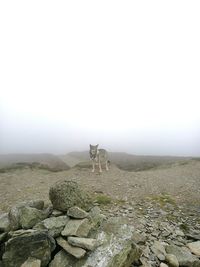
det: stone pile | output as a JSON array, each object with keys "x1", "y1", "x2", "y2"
[
  {"x1": 103, "y1": 199, "x2": 200, "y2": 267},
  {"x1": 0, "y1": 180, "x2": 141, "y2": 267}
]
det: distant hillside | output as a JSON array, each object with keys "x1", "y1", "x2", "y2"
[
  {"x1": 65, "y1": 151, "x2": 191, "y2": 171},
  {"x1": 0, "y1": 154, "x2": 70, "y2": 172}
]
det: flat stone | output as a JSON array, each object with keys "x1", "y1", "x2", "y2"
[
  {"x1": 34, "y1": 215, "x2": 69, "y2": 237},
  {"x1": 187, "y1": 241, "x2": 200, "y2": 256},
  {"x1": 165, "y1": 253, "x2": 179, "y2": 267},
  {"x1": 61, "y1": 218, "x2": 91, "y2": 237},
  {"x1": 21, "y1": 257, "x2": 41, "y2": 267},
  {"x1": 56, "y1": 237, "x2": 86, "y2": 259},
  {"x1": 67, "y1": 206, "x2": 89, "y2": 219},
  {"x1": 68, "y1": 237, "x2": 97, "y2": 251},
  {"x1": 51, "y1": 210, "x2": 63, "y2": 217},
  {"x1": 49, "y1": 250, "x2": 78, "y2": 267}
]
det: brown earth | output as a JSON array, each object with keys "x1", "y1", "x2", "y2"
[{"x1": 0, "y1": 159, "x2": 200, "y2": 214}]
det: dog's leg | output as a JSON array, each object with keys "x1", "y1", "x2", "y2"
[
  {"x1": 92, "y1": 160, "x2": 95, "y2": 173},
  {"x1": 105, "y1": 160, "x2": 109, "y2": 171},
  {"x1": 98, "y1": 158, "x2": 102, "y2": 173}
]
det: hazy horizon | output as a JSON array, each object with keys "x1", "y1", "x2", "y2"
[{"x1": 1, "y1": 1, "x2": 199, "y2": 157}]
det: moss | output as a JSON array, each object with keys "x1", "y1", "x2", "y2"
[
  {"x1": 94, "y1": 194, "x2": 112, "y2": 205},
  {"x1": 150, "y1": 193, "x2": 176, "y2": 207}
]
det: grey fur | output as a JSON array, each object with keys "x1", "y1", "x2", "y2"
[{"x1": 89, "y1": 144, "x2": 109, "y2": 173}]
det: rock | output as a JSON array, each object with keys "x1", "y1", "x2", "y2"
[
  {"x1": 21, "y1": 257, "x2": 41, "y2": 267},
  {"x1": 187, "y1": 241, "x2": 200, "y2": 256},
  {"x1": 151, "y1": 241, "x2": 166, "y2": 261},
  {"x1": 68, "y1": 237, "x2": 97, "y2": 251},
  {"x1": 49, "y1": 180, "x2": 92, "y2": 212},
  {"x1": 174, "y1": 230, "x2": 185, "y2": 237},
  {"x1": 160, "y1": 263, "x2": 169, "y2": 267},
  {"x1": 56, "y1": 237, "x2": 86, "y2": 259},
  {"x1": 8, "y1": 200, "x2": 44, "y2": 230},
  {"x1": 166, "y1": 245, "x2": 200, "y2": 267},
  {"x1": 19, "y1": 206, "x2": 49, "y2": 229},
  {"x1": 34, "y1": 215, "x2": 69, "y2": 237},
  {"x1": 51, "y1": 210, "x2": 63, "y2": 217},
  {"x1": 140, "y1": 257, "x2": 153, "y2": 267},
  {"x1": 165, "y1": 253, "x2": 179, "y2": 267},
  {"x1": 88, "y1": 206, "x2": 106, "y2": 231},
  {"x1": 81, "y1": 217, "x2": 141, "y2": 267},
  {"x1": 132, "y1": 231, "x2": 147, "y2": 245},
  {"x1": 49, "y1": 250, "x2": 78, "y2": 267},
  {"x1": 0, "y1": 232, "x2": 7, "y2": 243},
  {"x1": 67, "y1": 206, "x2": 89, "y2": 219},
  {"x1": 2, "y1": 229, "x2": 55, "y2": 267},
  {"x1": 61, "y1": 218, "x2": 92, "y2": 237},
  {"x1": 0, "y1": 213, "x2": 10, "y2": 232},
  {"x1": 186, "y1": 232, "x2": 200, "y2": 241}
]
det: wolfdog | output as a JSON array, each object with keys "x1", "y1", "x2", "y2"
[{"x1": 89, "y1": 144, "x2": 109, "y2": 173}]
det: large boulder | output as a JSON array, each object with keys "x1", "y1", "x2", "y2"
[
  {"x1": 2, "y1": 229, "x2": 55, "y2": 267},
  {"x1": 49, "y1": 180, "x2": 92, "y2": 212}
]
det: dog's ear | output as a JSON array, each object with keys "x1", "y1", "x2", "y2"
[
  {"x1": 96, "y1": 144, "x2": 99, "y2": 148},
  {"x1": 90, "y1": 144, "x2": 92, "y2": 147}
]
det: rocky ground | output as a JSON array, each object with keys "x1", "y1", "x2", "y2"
[{"x1": 0, "y1": 159, "x2": 200, "y2": 266}]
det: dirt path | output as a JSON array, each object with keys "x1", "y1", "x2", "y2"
[{"x1": 0, "y1": 160, "x2": 200, "y2": 213}]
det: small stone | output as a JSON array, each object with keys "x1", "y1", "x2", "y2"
[
  {"x1": 67, "y1": 206, "x2": 89, "y2": 219},
  {"x1": 68, "y1": 237, "x2": 97, "y2": 251},
  {"x1": 151, "y1": 241, "x2": 166, "y2": 261},
  {"x1": 0, "y1": 213, "x2": 10, "y2": 232},
  {"x1": 61, "y1": 218, "x2": 91, "y2": 237},
  {"x1": 132, "y1": 231, "x2": 147, "y2": 245},
  {"x1": 165, "y1": 253, "x2": 179, "y2": 267},
  {"x1": 166, "y1": 245, "x2": 200, "y2": 266},
  {"x1": 51, "y1": 210, "x2": 63, "y2": 217},
  {"x1": 56, "y1": 237, "x2": 86, "y2": 259},
  {"x1": 160, "y1": 263, "x2": 168, "y2": 267},
  {"x1": 187, "y1": 241, "x2": 200, "y2": 256},
  {"x1": 174, "y1": 230, "x2": 185, "y2": 237}
]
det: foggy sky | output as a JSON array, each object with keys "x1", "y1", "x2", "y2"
[{"x1": 0, "y1": 1, "x2": 200, "y2": 156}]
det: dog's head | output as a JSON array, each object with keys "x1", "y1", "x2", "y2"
[{"x1": 89, "y1": 144, "x2": 99, "y2": 160}]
